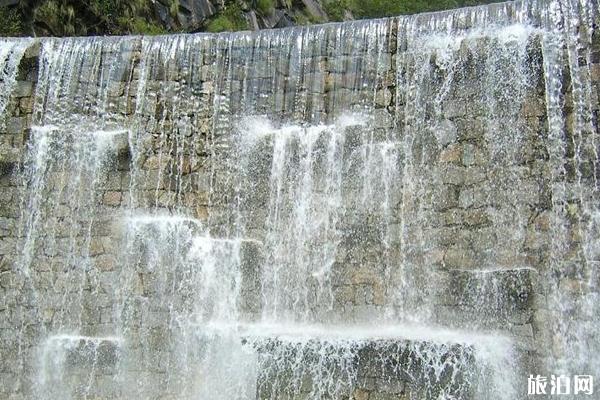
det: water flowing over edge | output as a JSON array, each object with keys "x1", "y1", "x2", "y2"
[{"x1": 0, "y1": 0, "x2": 599, "y2": 398}]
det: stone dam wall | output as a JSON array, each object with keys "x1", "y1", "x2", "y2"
[{"x1": 0, "y1": 0, "x2": 599, "y2": 399}]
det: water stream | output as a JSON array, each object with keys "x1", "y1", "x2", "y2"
[{"x1": 1, "y1": 0, "x2": 599, "y2": 398}]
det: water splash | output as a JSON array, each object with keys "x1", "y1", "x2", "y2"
[
  {"x1": 0, "y1": 38, "x2": 32, "y2": 122},
  {"x1": 36, "y1": 335, "x2": 122, "y2": 400},
  {"x1": 4, "y1": 0, "x2": 600, "y2": 398}
]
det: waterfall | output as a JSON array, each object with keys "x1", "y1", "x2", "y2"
[
  {"x1": 1, "y1": 0, "x2": 599, "y2": 399},
  {"x1": 0, "y1": 38, "x2": 32, "y2": 124}
]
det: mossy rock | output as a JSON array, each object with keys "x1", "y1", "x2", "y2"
[
  {"x1": 206, "y1": 4, "x2": 248, "y2": 32},
  {"x1": 256, "y1": 0, "x2": 275, "y2": 16},
  {"x1": 0, "y1": 6, "x2": 23, "y2": 36}
]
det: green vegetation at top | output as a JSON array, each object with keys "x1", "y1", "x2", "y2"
[
  {"x1": 1, "y1": 0, "x2": 170, "y2": 36},
  {"x1": 0, "y1": 6, "x2": 24, "y2": 36},
  {"x1": 0, "y1": 0, "x2": 503, "y2": 37},
  {"x1": 324, "y1": 0, "x2": 502, "y2": 20},
  {"x1": 256, "y1": 0, "x2": 276, "y2": 16},
  {"x1": 206, "y1": 4, "x2": 249, "y2": 33}
]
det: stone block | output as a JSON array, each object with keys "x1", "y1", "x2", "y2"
[
  {"x1": 443, "y1": 100, "x2": 467, "y2": 118},
  {"x1": 371, "y1": 109, "x2": 394, "y2": 129},
  {"x1": 5, "y1": 117, "x2": 26, "y2": 135},
  {"x1": 19, "y1": 97, "x2": 33, "y2": 114},
  {"x1": 443, "y1": 246, "x2": 477, "y2": 269},
  {"x1": 439, "y1": 144, "x2": 462, "y2": 163},
  {"x1": 459, "y1": 187, "x2": 474, "y2": 208},
  {"x1": 439, "y1": 165, "x2": 465, "y2": 185},
  {"x1": 12, "y1": 81, "x2": 33, "y2": 98},
  {"x1": 353, "y1": 388, "x2": 370, "y2": 400},
  {"x1": 375, "y1": 88, "x2": 393, "y2": 107},
  {"x1": 102, "y1": 191, "x2": 122, "y2": 207},
  {"x1": 443, "y1": 267, "x2": 536, "y2": 311},
  {"x1": 94, "y1": 255, "x2": 116, "y2": 272},
  {"x1": 432, "y1": 185, "x2": 459, "y2": 211},
  {"x1": 521, "y1": 96, "x2": 546, "y2": 117},
  {"x1": 239, "y1": 239, "x2": 264, "y2": 320}
]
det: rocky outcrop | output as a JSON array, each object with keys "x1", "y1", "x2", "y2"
[
  {"x1": 0, "y1": 0, "x2": 500, "y2": 36},
  {"x1": 154, "y1": 0, "x2": 216, "y2": 31}
]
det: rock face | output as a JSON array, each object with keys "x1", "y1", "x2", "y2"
[
  {"x1": 0, "y1": 0, "x2": 599, "y2": 399},
  {"x1": 1, "y1": 0, "x2": 504, "y2": 36},
  {"x1": 155, "y1": 0, "x2": 217, "y2": 31},
  {"x1": 2, "y1": 0, "x2": 329, "y2": 35},
  {"x1": 161, "y1": 0, "x2": 329, "y2": 31},
  {"x1": 301, "y1": 0, "x2": 329, "y2": 21}
]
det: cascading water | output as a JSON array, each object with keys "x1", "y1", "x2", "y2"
[
  {"x1": 1, "y1": 0, "x2": 599, "y2": 399},
  {"x1": 36, "y1": 335, "x2": 122, "y2": 400},
  {"x1": 0, "y1": 38, "x2": 32, "y2": 125}
]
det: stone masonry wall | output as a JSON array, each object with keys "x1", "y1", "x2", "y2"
[{"x1": 0, "y1": 11, "x2": 599, "y2": 399}]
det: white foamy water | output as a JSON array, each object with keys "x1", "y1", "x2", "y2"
[
  {"x1": 3, "y1": 0, "x2": 600, "y2": 399},
  {"x1": 0, "y1": 38, "x2": 31, "y2": 121}
]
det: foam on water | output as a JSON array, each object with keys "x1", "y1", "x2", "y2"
[
  {"x1": 124, "y1": 214, "x2": 205, "y2": 228},
  {"x1": 37, "y1": 335, "x2": 123, "y2": 400},
  {"x1": 44, "y1": 334, "x2": 124, "y2": 344},
  {"x1": 202, "y1": 320, "x2": 511, "y2": 346}
]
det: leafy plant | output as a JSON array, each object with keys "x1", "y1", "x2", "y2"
[
  {"x1": 33, "y1": 1, "x2": 80, "y2": 36},
  {"x1": 322, "y1": 0, "x2": 351, "y2": 21},
  {"x1": 0, "y1": 0, "x2": 506, "y2": 37},
  {"x1": 256, "y1": 0, "x2": 275, "y2": 16},
  {"x1": 206, "y1": 4, "x2": 247, "y2": 33},
  {"x1": 122, "y1": 17, "x2": 167, "y2": 35},
  {"x1": 22, "y1": 0, "x2": 174, "y2": 36},
  {"x1": 0, "y1": 6, "x2": 24, "y2": 36},
  {"x1": 294, "y1": 12, "x2": 311, "y2": 26}
]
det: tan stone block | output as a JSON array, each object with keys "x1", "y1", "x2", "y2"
[
  {"x1": 102, "y1": 191, "x2": 122, "y2": 207},
  {"x1": 353, "y1": 388, "x2": 370, "y2": 400},
  {"x1": 195, "y1": 205, "x2": 209, "y2": 220},
  {"x1": 143, "y1": 155, "x2": 169, "y2": 170},
  {"x1": 375, "y1": 88, "x2": 392, "y2": 107},
  {"x1": 439, "y1": 144, "x2": 463, "y2": 164},
  {"x1": 19, "y1": 97, "x2": 34, "y2": 113},
  {"x1": 89, "y1": 238, "x2": 106, "y2": 256},
  {"x1": 443, "y1": 246, "x2": 477, "y2": 269},
  {"x1": 95, "y1": 255, "x2": 116, "y2": 272},
  {"x1": 591, "y1": 63, "x2": 600, "y2": 82}
]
